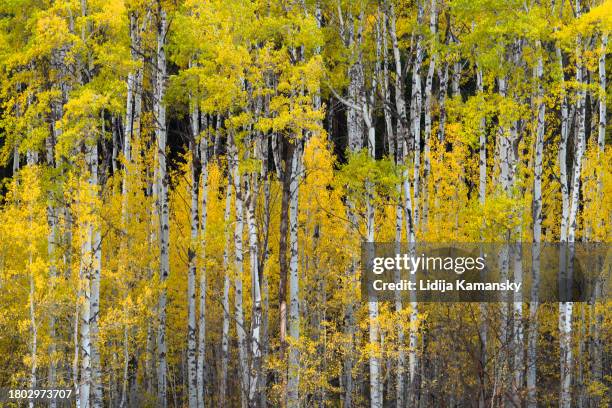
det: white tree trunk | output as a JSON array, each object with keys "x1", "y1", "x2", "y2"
[
  {"x1": 381, "y1": 14, "x2": 394, "y2": 158},
  {"x1": 91, "y1": 217, "x2": 102, "y2": 408},
  {"x1": 218, "y1": 175, "x2": 233, "y2": 408},
  {"x1": 512, "y1": 243, "x2": 523, "y2": 406},
  {"x1": 47, "y1": 102, "x2": 60, "y2": 408},
  {"x1": 27, "y1": 152, "x2": 37, "y2": 408},
  {"x1": 155, "y1": 6, "x2": 170, "y2": 407},
  {"x1": 363, "y1": 67, "x2": 382, "y2": 405},
  {"x1": 385, "y1": 8, "x2": 405, "y2": 405},
  {"x1": 403, "y1": 142, "x2": 417, "y2": 404},
  {"x1": 527, "y1": 43, "x2": 545, "y2": 408},
  {"x1": 598, "y1": 33, "x2": 607, "y2": 151},
  {"x1": 408, "y1": 5, "x2": 424, "y2": 400},
  {"x1": 367, "y1": 189, "x2": 382, "y2": 408},
  {"x1": 410, "y1": 0, "x2": 423, "y2": 228},
  {"x1": 230, "y1": 135, "x2": 249, "y2": 408},
  {"x1": 560, "y1": 37, "x2": 586, "y2": 408},
  {"x1": 590, "y1": 32, "x2": 607, "y2": 408},
  {"x1": 346, "y1": 14, "x2": 365, "y2": 153},
  {"x1": 509, "y1": 41, "x2": 524, "y2": 403},
  {"x1": 123, "y1": 12, "x2": 136, "y2": 164},
  {"x1": 73, "y1": 300, "x2": 81, "y2": 408},
  {"x1": 287, "y1": 141, "x2": 302, "y2": 408},
  {"x1": 13, "y1": 144, "x2": 20, "y2": 174},
  {"x1": 451, "y1": 60, "x2": 461, "y2": 99},
  {"x1": 187, "y1": 103, "x2": 200, "y2": 408},
  {"x1": 388, "y1": 2, "x2": 409, "y2": 150},
  {"x1": 246, "y1": 172, "x2": 262, "y2": 406},
  {"x1": 79, "y1": 146, "x2": 93, "y2": 408},
  {"x1": 388, "y1": 8, "x2": 412, "y2": 404},
  {"x1": 422, "y1": 0, "x2": 437, "y2": 232},
  {"x1": 197, "y1": 117, "x2": 209, "y2": 408},
  {"x1": 557, "y1": 43, "x2": 570, "y2": 246},
  {"x1": 476, "y1": 65, "x2": 487, "y2": 408},
  {"x1": 496, "y1": 76, "x2": 512, "y2": 403}
]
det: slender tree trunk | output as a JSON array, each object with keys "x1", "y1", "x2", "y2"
[
  {"x1": 279, "y1": 137, "x2": 294, "y2": 407},
  {"x1": 422, "y1": 0, "x2": 437, "y2": 232},
  {"x1": 218, "y1": 176, "x2": 233, "y2": 408},
  {"x1": 384, "y1": 8, "x2": 404, "y2": 406},
  {"x1": 410, "y1": 0, "x2": 423, "y2": 229},
  {"x1": 526, "y1": 42, "x2": 545, "y2": 408},
  {"x1": 561, "y1": 32, "x2": 586, "y2": 408},
  {"x1": 343, "y1": 223, "x2": 356, "y2": 407},
  {"x1": 279, "y1": 137, "x2": 294, "y2": 343},
  {"x1": 512, "y1": 242, "x2": 523, "y2": 406},
  {"x1": 27, "y1": 153, "x2": 37, "y2": 408},
  {"x1": 589, "y1": 32, "x2": 607, "y2": 408},
  {"x1": 79, "y1": 146, "x2": 93, "y2": 408},
  {"x1": 90, "y1": 159, "x2": 102, "y2": 408},
  {"x1": 393, "y1": 185, "x2": 405, "y2": 408},
  {"x1": 598, "y1": 33, "x2": 607, "y2": 151},
  {"x1": 407, "y1": 5, "x2": 423, "y2": 404},
  {"x1": 230, "y1": 133, "x2": 249, "y2": 408},
  {"x1": 496, "y1": 75, "x2": 512, "y2": 405},
  {"x1": 197, "y1": 117, "x2": 209, "y2": 408},
  {"x1": 557, "y1": 42, "x2": 570, "y2": 250},
  {"x1": 437, "y1": 63, "x2": 449, "y2": 142},
  {"x1": 366, "y1": 149, "x2": 382, "y2": 408},
  {"x1": 451, "y1": 60, "x2": 461, "y2": 99},
  {"x1": 366, "y1": 25, "x2": 383, "y2": 408},
  {"x1": 509, "y1": 41, "x2": 524, "y2": 408},
  {"x1": 117, "y1": 14, "x2": 140, "y2": 408},
  {"x1": 73, "y1": 298, "x2": 81, "y2": 408},
  {"x1": 13, "y1": 144, "x2": 20, "y2": 174},
  {"x1": 47, "y1": 97, "x2": 60, "y2": 408},
  {"x1": 347, "y1": 18, "x2": 365, "y2": 153},
  {"x1": 388, "y1": 1, "x2": 409, "y2": 151},
  {"x1": 124, "y1": 12, "x2": 136, "y2": 164},
  {"x1": 187, "y1": 102, "x2": 201, "y2": 408},
  {"x1": 387, "y1": 8, "x2": 411, "y2": 405},
  {"x1": 120, "y1": 325, "x2": 129, "y2": 408},
  {"x1": 246, "y1": 171, "x2": 262, "y2": 407},
  {"x1": 287, "y1": 141, "x2": 302, "y2": 408},
  {"x1": 155, "y1": 5, "x2": 170, "y2": 407},
  {"x1": 381, "y1": 14, "x2": 394, "y2": 158},
  {"x1": 146, "y1": 181, "x2": 156, "y2": 395},
  {"x1": 476, "y1": 64, "x2": 488, "y2": 408},
  {"x1": 259, "y1": 127, "x2": 271, "y2": 408},
  {"x1": 75, "y1": 1, "x2": 100, "y2": 406}
]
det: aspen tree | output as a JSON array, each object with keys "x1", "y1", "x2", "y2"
[{"x1": 154, "y1": 3, "x2": 170, "y2": 406}]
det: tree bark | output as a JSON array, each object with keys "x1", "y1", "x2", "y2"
[
  {"x1": 526, "y1": 41, "x2": 545, "y2": 408},
  {"x1": 598, "y1": 32, "x2": 607, "y2": 150},
  {"x1": 197, "y1": 115, "x2": 209, "y2": 408},
  {"x1": 410, "y1": 0, "x2": 423, "y2": 229},
  {"x1": 437, "y1": 63, "x2": 449, "y2": 142},
  {"x1": 187, "y1": 102, "x2": 201, "y2": 408},
  {"x1": 561, "y1": 33, "x2": 586, "y2": 408},
  {"x1": 47, "y1": 86, "x2": 61, "y2": 408},
  {"x1": 287, "y1": 140, "x2": 302, "y2": 408},
  {"x1": 155, "y1": 5, "x2": 170, "y2": 407},
  {"x1": 230, "y1": 133, "x2": 249, "y2": 408},
  {"x1": 246, "y1": 168, "x2": 262, "y2": 407},
  {"x1": 422, "y1": 0, "x2": 437, "y2": 233},
  {"x1": 218, "y1": 175, "x2": 233, "y2": 408},
  {"x1": 476, "y1": 64, "x2": 488, "y2": 408},
  {"x1": 279, "y1": 137, "x2": 294, "y2": 396}
]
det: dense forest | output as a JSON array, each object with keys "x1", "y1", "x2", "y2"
[{"x1": 0, "y1": 0, "x2": 610, "y2": 407}]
